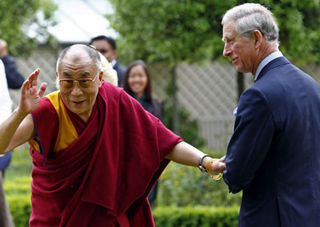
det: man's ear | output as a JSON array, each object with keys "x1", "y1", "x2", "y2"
[
  {"x1": 98, "y1": 71, "x2": 103, "y2": 87},
  {"x1": 113, "y1": 49, "x2": 117, "y2": 59},
  {"x1": 252, "y1": 30, "x2": 264, "y2": 49}
]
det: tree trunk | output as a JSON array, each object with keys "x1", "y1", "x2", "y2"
[{"x1": 171, "y1": 66, "x2": 179, "y2": 134}]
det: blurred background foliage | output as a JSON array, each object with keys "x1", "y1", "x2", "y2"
[
  {"x1": 108, "y1": 0, "x2": 320, "y2": 136},
  {"x1": 0, "y1": 0, "x2": 57, "y2": 56},
  {"x1": 4, "y1": 145, "x2": 32, "y2": 227},
  {"x1": 157, "y1": 147, "x2": 241, "y2": 207},
  {"x1": 108, "y1": 0, "x2": 320, "y2": 67},
  {"x1": 108, "y1": 0, "x2": 235, "y2": 66}
]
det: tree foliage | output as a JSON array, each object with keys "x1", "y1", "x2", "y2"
[
  {"x1": 108, "y1": 0, "x2": 320, "y2": 67},
  {"x1": 107, "y1": 0, "x2": 320, "y2": 145},
  {"x1": 108, "y1": 0, "x2": 236, "y2": 65},
  {"x1": 270, "y1": 0, "x2": 320, "y2": 65},
  {"x1": 0, "y1": 0, "x2": 57, "y2": 56}
]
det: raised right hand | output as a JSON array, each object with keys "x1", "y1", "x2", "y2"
[{"x1": 17, "y1": 68, "x2": 47, "y2": 116}]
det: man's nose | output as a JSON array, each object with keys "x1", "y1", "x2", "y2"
[
  {"x1": 71, "y1": 81, "x2": 83, "y2": 95},
  {"x1": 223, "y1": 43, "x2": 231, "y2": 57}
]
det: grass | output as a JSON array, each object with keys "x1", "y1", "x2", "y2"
[
  {"x1": 5, "y1": 144, "x2": 32, "y2": 178},
  {"x1": 3, "y1": 143, "x2": 32, "y2": 201},
  {"x1": 2, "y1": 144, "x2": 32, "y2": 227}
]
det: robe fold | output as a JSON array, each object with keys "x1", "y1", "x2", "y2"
[{"x1": 29, "y1": 82, "x2": 182, "y2": 227}]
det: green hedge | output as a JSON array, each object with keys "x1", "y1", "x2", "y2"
[
  {"x1": 6, "y1": 200, "x2": 239, "y2": 227},
  {"x1": 7, "y1": 201, "x2": 239, "y2": 227},
  {"x1": 157, "y1": 161, "x2": 242, "y2": 207},
  {"x1": 5, "y1": 176, "x2": 31, "y2": 227},
  {"x1": 7, "y1": 194, "x2": 31, "y2": 227},
  {"x1": 6, "y1": 194, "x2": 240, "y2": 227},
  {"x1": 154, "y1": 206, "x2": 239, "y2": 227},
  {"x1": 6, "y1": 190, "x2": 239, "y2": 227}
]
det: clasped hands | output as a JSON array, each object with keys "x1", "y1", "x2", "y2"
[{"x1": 203, "y1": 156, "x2": 226, "y2": 180}]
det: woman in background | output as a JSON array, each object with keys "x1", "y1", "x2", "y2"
[{"x1": 123, "y1": 60, "x2": 163, "y2": 207}]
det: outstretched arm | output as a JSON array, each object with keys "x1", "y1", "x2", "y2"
[
  {"x1": 0, "y1": 69, "x2": 47, "y2": 154},
  {"x1": 166, "y1": 141, "x2": 226, "y2": 173}
]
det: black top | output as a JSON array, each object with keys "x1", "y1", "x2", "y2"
[
  {"x1": 133, "y1": 94, "x2": 164, "y2": 121},
  {"x1": 1, "y1": 55, "x2": 25, "y2": 89}
]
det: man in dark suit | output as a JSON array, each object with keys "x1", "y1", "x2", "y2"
[
  {"x1": 0, "y1": 39, "x2": 25, "y2": 178},
  {"x1": 0, "y1": 39, "x2": 25, "y2": 89},
  {"x1": 89, "y1": 35, "x2": 126, "y2": 86},
  {"x1": 222, "y1": 3, "x2": 320, "y2": 227}
]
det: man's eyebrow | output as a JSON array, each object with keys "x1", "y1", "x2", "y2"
[
  {"x1": 63, "y1": 72, "x2": 71, "y2": 77},
  {"x1": 80, "y1": 72, "x2": 90, "y2": 77},
  {"x1": 62, "y1": 72, "x2": 91, "y2": 77}
]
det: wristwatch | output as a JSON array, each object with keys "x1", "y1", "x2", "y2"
[{"x1": 198, "y1": 154, "x2": 211, "y2": 173}]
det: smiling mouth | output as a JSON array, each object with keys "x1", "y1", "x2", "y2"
[
  {"x1": 72, "y1": 101, "x2": 85, "y2": 105},
  {"x1": 132, "y1": 84, "x2": 143, "y2": 89}
]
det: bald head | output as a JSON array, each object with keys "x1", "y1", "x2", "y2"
[
  {"x1": 56, "y1": 44, "x2": 101, "y2": 75},
  {"x1": 0, "y1": 39, "x2": 7, "y2": 47}
]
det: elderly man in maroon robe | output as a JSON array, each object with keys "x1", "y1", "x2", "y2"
[{"x1": 0, "y1": 44, "x2": 225, "y2": 227}]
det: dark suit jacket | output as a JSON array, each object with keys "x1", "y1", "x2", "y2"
[
  {"x1": 224, "y1": 57, "x2": 320, "y2": 227},
  {"x1": 1, "y1": 55, "x2": 24, "y2": 89},
  {"x1": 113, "y1": 61, "x2": 126, "y2": 86}
]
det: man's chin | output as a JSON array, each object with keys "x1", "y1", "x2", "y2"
[
  {"x1": 235, "y1": 66, "x2": 249, "y2": 74},
  {"x1": 67, "y1": 104, "x2": 83, "y2": 115}
]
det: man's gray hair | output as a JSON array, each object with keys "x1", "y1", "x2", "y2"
[
  {"x1": 55, "y1": 44, "x2": 101, "y2": 89},
  {"x1": 222, "y1": 3, "x2": 279, "y2": 47}
]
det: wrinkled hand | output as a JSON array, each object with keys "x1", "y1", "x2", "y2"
[{"x1": 17, "y1": 69, "x2": 47, "y2": 116}]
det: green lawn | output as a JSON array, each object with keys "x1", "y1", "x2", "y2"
[
  {"x1": 4, "y1": 143, "x2": 32, "y2": 193},
  {"x1": 4, "y1": 144, "x2": 32, "y2": 179},
  {"x1": 3, "y1": 144, "x2": 32, "y2": 227}
]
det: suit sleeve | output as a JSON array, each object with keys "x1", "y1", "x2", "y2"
[
  {"x1": 1, "y1": 55, "x2": 25, "y2": 89},
  {"x1": 223, "y1": 88, "x2": 275, "y2": 193}
]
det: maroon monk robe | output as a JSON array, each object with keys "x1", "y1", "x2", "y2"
[{"x1": 29, "y1": 82, "x2": 182, "y2": 227}]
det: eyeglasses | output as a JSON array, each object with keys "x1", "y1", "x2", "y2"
[{"x1": 59, "y1": 76, "x2": 98, "y2": 89}]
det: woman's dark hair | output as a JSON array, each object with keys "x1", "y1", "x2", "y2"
[{"x1": 122, "y1": 60, "x2": 152, "y2": 101}]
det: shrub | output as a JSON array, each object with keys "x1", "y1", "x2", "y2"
[
  {"x1": 153, "y1": 206, "x2": 239, "y2": 227},
  {"x1": 7, "y1": 194, "x2": 31, "y2": 227},
  {"x1": 5, "y1": 176, "x2": 31, "y2": 195},
  {"x1": 156, "y1": 150, "x2": 242, "y2": 207},
  {"x1": 5, "y1": 176, "x2": 32, "y2": 227},
  {"x1": 163, "y1": 102, "x2": 205, "y2": 147},
  {"x1": 4, "y1": 172, "x2": 241, "y2": 227}
]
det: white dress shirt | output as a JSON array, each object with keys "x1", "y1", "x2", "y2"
[
  {"x1": 254, "y1": 51, "x2": 283, "y2": 80},
  {"x1": 0, "y1": 59, "x2": 12, "y2": 124}
]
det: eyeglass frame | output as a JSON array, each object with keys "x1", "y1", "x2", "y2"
[{"x1": 58, "y1": 74, "x2": 100, "y2": 89}]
